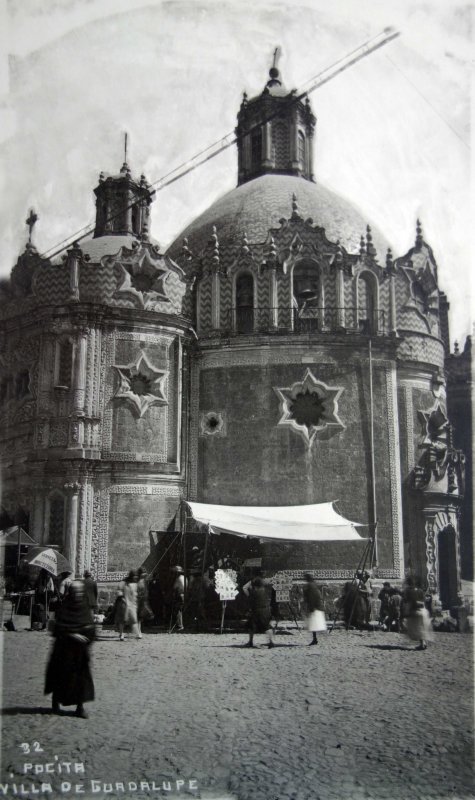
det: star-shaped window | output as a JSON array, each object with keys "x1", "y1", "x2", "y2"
[
  {"x1": 274, "y1": 369, "x2": 345, "y2": 447},
  {"x1": 112, "y1": 352, "x2": 168, "y2": 418},
  {"x1": 114, "y1": 251, "x2": 170, "y2": 309}
]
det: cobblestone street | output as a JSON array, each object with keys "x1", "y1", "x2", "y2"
[{"x1": 1, "y1": 623, "x2": 473, "y2": 800}]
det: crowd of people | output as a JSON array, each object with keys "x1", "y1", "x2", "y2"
[
  {"x1": 337, "y1": 572, "x2": 433, "y2": 649},
  {"x1": 22, "y1": 562, "x2": 442, "y2": 720}
]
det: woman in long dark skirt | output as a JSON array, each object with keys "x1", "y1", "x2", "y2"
[{"x1": 45, "y1": 579, "x2": 95, "y2": 718}]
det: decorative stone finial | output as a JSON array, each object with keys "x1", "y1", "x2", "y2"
[
  {"x1": 240, "y1": 230, "x2": 250, "y2": 255},
  {"x1": 335, "y1": 240, "x2": 343, "y2": 265},
  {"x1": 291, "y1": 193, "x2": 299, "y2": 217},
  {"x1": 359, "y1": 235, "x2": 366, "y2": 256},
  {"x1": 268, "y1": 46, "x2": 282, "y2": 86},
  {"x1": 415, "y1": 218, "x2": 423, "y2": 249},
  {"x1": 241, "y1": 91, "x2": 248, "y2": 110},
  {"x1": 209, "y1": 226, "x2": 220, "y2": 266},
  {"x1": 98, "y1": 171, "x2": 105, "y2": 183},
  {"x1": 386, "y1": 247, "x2": 393, "y2": 270},
  {"x1": 265, "y1": 234, "x2": 277, "y2": 265},
  {"x1": 141, "y1": 218, "x2": 149, "y2": 242},
  {"x1": 454, "y1": 340, "x2": 459, "y2": 354},
  {"x1": 366, "y1": 225, "x2": 376, "y2": 257},
  {"x1": 182, "y1": 237, "x2": 192, "y2": 260}
]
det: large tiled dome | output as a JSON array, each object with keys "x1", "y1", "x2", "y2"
[{"x1": 166, "y1": 174, "x2": 390, "y2": 264}]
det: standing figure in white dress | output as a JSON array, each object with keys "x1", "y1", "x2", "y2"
[{"x1": 303, "y1": 573, "x2": 327, "y2": 646}]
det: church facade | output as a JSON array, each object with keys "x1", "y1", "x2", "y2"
[{"x1": 0, "y1": 62, "x2": 468, "y2": 606}]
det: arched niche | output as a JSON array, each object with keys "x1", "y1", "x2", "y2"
[
  {"x1": 437, "y1": 525, "x2": 458, "y2": 609},
  {"x1": 46, "y1": 491, "x2": 66, "y2": 548},
  {"x1": 297, "y1": 130, "x2": 306, "y2": 170},
  {"x1": 292, "y1": 259, "x2": 322, "y2": 332},
  {"x1": 356, "y1": 270, "x2": 379, "y2": 334},
  {"x1": 54, "y1": 337, "x2": 74, "y2": 389},
  {"x1": 234, "y1": 271, "x2": 255, "y2": 333}
]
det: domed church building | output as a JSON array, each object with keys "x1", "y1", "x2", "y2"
[{"x1": 0, "y1": 60, "x2": 467, "y2": 606}]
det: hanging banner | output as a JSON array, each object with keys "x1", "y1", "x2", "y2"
[{"x1": 214, "y1": 568, "x2": 239, "y2": 601}]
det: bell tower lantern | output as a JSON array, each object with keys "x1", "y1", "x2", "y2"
[
  {"x1": 236, "y1": 50, "x2": 316, "y2": 186},
  {"x1": 93, "y1": 158, "x2": 155, "y2": 239}
]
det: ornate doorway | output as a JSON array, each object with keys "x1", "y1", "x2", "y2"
[{"x1": 437, "y1": 525, "x2": 458, "y2": 609}]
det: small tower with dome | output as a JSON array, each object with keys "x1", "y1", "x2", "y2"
[{"x1": 236, "y1": 50, "x2": 316, "y2": 185}]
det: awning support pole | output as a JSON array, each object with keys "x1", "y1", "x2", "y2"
[{"x1": 368, "y1": 338, "x2": 378, "y2": 567}]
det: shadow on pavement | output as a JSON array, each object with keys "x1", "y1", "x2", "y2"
[
  {"x1": 2, "y1": 706, "x2": 84, "y2": 717},
  {"x1": 200, "y1": 643, "x2": 303, "y2": 649},
  {"x1": 363, "y1": 643, "x2": 416, "y2": 651},
  {"x1": 2, "y1": 706, "x2": 54, "y2": 716}
]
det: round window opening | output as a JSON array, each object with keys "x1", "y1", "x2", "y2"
[{"x1": 206, "y1": 414, "x2": 220, "y2": 431}]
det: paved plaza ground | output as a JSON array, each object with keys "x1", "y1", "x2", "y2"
[{"x1": 0, "y1": 620, "x2": 473, "y2": 800}]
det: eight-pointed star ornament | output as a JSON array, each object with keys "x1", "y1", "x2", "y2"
[
  {"x1": 114, "y1": 251, "x2": 170, "y2": 310},
  {"x1": 274, "y1": 368, "x2": 345, "y2": 447},
  {"x1": 112, "y1": 351, "x2": 168, "y2": 418}
]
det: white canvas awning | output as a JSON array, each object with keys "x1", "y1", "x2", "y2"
[
  {"x1": 186, "y1": 502, "x2": 365, "y2": 542},
  {"x1": 0, "y1": 527, "x2": 37, "y2": 546}
]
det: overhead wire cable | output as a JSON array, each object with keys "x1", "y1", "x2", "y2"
[{"x1": 384, "y1": 52, "x2": 469, "y2": 150}]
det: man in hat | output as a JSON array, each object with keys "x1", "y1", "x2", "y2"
[
  {"x1": 171, "y1": 566, "x2": 185, "y2": 632},
  {"x1": 83, "y1": 571, "x2": 98, "y2": 615}
]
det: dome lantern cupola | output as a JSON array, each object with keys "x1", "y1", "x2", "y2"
[
  {"x1": 93, "y1": 151, "x2": 155, "y2": 240},
  {"x1": 235, "y1": 49, "x2": 316, "y2": 187}
]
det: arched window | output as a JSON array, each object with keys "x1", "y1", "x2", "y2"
[
  {"x1": 16, "y1": 370, "x2": 30, "y2": 399},
  {"x1": 272, "y1": 121, "x2": 290, "y2": 170},
  {"x1": 293, "y1": 261, "x2": 320, "y2": 331},
  {"x1": 132, "y1": 204, "x2": 139, "y2": 235},
  {"x1": 297, "y1": 131, "x2": 306, "y2": 167},
  {"x1": 0, "y1": 378, "x2": 8, "y2": 405},
  {"x1": 357, "y1": 274, "x2": 376, "y2": 334},
  {"x1": 251, "y1": 128, "x2": 262, "y2": 170},
  {"x1": 48, "y1": 493, "x2": 65, "y2": 548},
  {"x1": 235, "y1": 273, "x2": 254, "y2": 333},
  {"x1": 55, "y1": 340, "x2": 73, "y2": 388}
]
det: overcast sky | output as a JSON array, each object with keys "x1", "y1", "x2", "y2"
[{"x1": 0, "y1": 0, "x2": 472, "y2": 347}]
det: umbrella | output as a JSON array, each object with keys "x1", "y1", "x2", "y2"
[{"x1": 24, "y1": 547, "x2": 72, "y2": 577}]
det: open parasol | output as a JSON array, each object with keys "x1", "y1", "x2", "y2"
[{"x1": 24, "y1": 546, "x2": 72, "y2": 577}]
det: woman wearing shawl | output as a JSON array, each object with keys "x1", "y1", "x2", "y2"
[
  {"x1": 115, "y1": 570, "x2": 141, "y2": 640},
  {"x1": 245, "y1": 576, "x2": 275, "y2": 649},
  {"x1": 45, "y1": 579, "x2": 95, "y2": 718},
  {"x1": 136, "y1": 568, "x2": 153, "y2": 634},
  {"x1": 402, "y1": 576, "x2": 433, "y2": 650},
  {"x1": 303, "y1": 573, "x2": 327, "y2": 645}
]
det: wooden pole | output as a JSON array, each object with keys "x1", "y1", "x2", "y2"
[
  {"x1": 17, "y1": 527, "x2": 21, "y2": 569},
  {"x1": 368, "y1": 338, "x2": 378, "y2": 567},
  {"x1": 220, "y1": 600, "x2": 227, "y2": 634}
]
